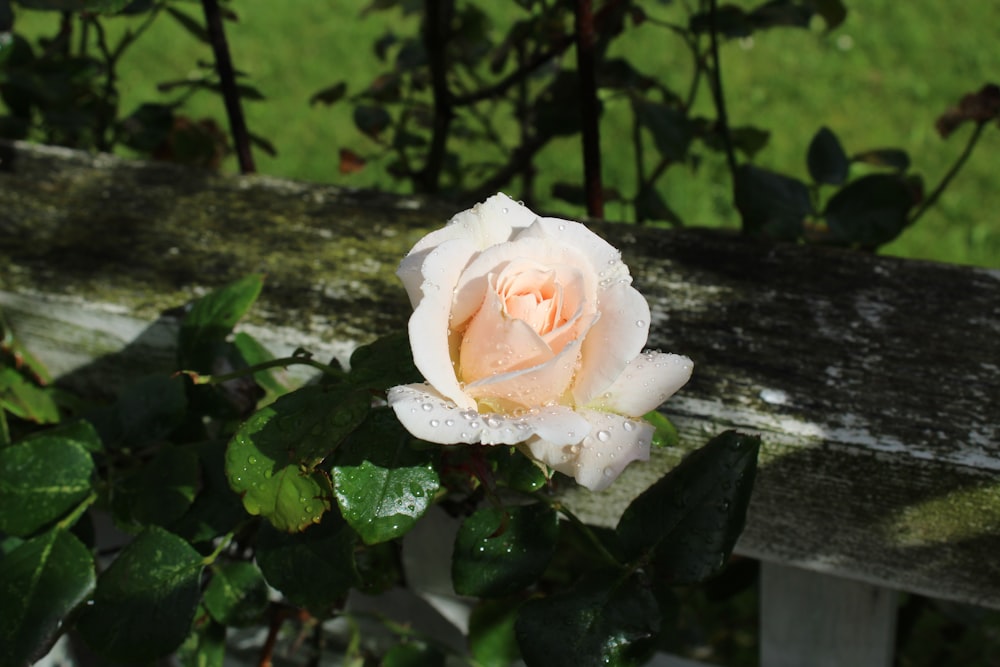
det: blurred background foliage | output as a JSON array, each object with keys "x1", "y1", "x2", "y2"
[{"x1": 1, "y1": 0, "x2": 998, "y2": 266}]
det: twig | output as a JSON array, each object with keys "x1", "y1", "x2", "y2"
[
  {"x1": 201, "y1": 0, "x2": 255, "y2": 173},
  {"x1": 415, "y1": 0, "x2": 455, "y2": 193},
  {"x1": 574, "y1": 0, "x2": 604, "y2": 218},
  {"x1": 706, "y1": 0, "x2": 737, "y2": 180},
  {"x1": 908, "y1": 120, "x2": 987, "y2": 226}
]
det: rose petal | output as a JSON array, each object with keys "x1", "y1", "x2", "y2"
[
  {"x1": 571, "y1": 282, "x2": 652, "y2": 405},
  {"x1": 451, "y1": 223, "x2": 594, "y2": 328},
  {"x1": 590, "y1": 352, "x2": 694, "y2": 416},
  {"x1": 388, "y1": 384, "x2": 590, "y2": 446},
  {"x1": 525, "y1": 409, "x2": 653, "y2": 491},
  {"x1": 459, "y1": 285, "x2": 553, "y2": 384},
  {"x1": 516, "y1": 217, "x2": 630, "y2": 291},
  {"x1": 406, "y1": 238, "x2": 480, "y2": 410}
]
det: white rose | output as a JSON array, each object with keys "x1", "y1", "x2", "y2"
[{"x1": 388, "y1": 193, "x2": 692, "y2": 491}]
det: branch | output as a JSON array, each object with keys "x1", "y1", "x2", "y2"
[
  {"x1": 707, "y1": 0, "x2": 737, "y2": 181},
  {"x1": 909, "y1": 120, "x2": 987, "y2": 226},
  {"x1": 201, "y1": 0, "x2": 255, "y2": 174},
  {"x1": 575, "y1": 0, "x2": 604, "y2": 218},
  {"x1": 415, "y1": 0, "x2": 455, "y2": 193}
]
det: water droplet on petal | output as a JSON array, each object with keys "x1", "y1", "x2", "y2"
[
  {"x1": 421, "y1": 403, "x2": 433, "y2": 411},
  {"x1": 623, "y1": 420, "x2": 635, "y2": 432},
  {"x1": 429, "y1": 419, "x2": 440, "y2": 427},
  {"x1": 445, "y1": 419, "x2": 455, "y2": 427},
  {"x1": 603, "y1": 467, "x2": 614, "y2": 478},
  {"x1": 596, "y1": 430, "x2": 611, "y2": 442},
  {"x1": 636, "y1": 319, "x2": 646, "y2": 327}
]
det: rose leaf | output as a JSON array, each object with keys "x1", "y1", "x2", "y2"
[
  {"x1": 225, "y1": 384, "x2": 370, "y2": 533},
  {"x1": 76, "y1": 527, "x2": 204, "y2": 663},
  {"x1": 615, "y1": 430, "x2": 760, "y2": 584},
  {"x1": 178, "y1": 274, "x2": 264, "y2": 371},
  {"x1": 0, "y1": 529, "x2": 95, "y2": 667},
  {"x1": 0, "y1": 426, "x2": 96, "y2": 536},
  {"x1": 255, "y1": 511, "x2": 359, "y2": 615},
  {"x1": 332, "y1": 408, "x2": 439, "y2": 545},
  {"x1": 515, "y1": 572, "x2": 661, "y2": 667},
  {"x1": 452, "y1": 502, "x2": 559, "y2": 598},
  {"x1": 203, "y1": 561, "x2": 269, "y2": 627},
  {"x1": 470, "y1": 598, "x2": 522, "y2": 667}
]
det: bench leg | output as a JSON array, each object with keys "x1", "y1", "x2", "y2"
[{"x1": 760, "y1": 562, "x2": 897, "y2": 667}]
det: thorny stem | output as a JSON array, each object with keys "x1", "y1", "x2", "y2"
[
  {"x1": 908, "y1": 120, "x2": 988, "y2": 226},
  {"x1": 574, "y1": 0, "x2": 604, "y2": 218},
  {"x1": 201, "y1": 0, "x2": 255, "y2": 174}
]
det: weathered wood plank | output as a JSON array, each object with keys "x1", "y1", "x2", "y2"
[{"x1": 2, "y1": 140, "x2": 998, "y2": 608}]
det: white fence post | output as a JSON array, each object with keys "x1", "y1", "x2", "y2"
[{"x1": 760, "y1": 563, "x2": 897, "y2": 667}]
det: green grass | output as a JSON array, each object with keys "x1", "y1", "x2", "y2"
[{"x1": 7, "y1": 1, "x2": 999, "y2": 267}]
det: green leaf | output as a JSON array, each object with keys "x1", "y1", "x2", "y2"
[
  {"x1": 310, "y1": 81, "x2": 347, "y2": 106},
  {"x1": 347, "y1": 331, "x2": 420, "y2": 390},
  {"x1": 493, "y1": 447, "x2": 548, "y2": 493},
  {"x1": 0, "y1": 426, "x2": 96, "y2": 536},
  {"x1": 88, "y1": 374, "x2": 187, "y2": 449},
  {"x1": 452, "y1": 503, "x2": 558, "y2": 598},
  {"x1": 616, "y1": 431, "x2": 760, "y2": 584},
  {"x1": 226, "y1": 384, "x2": 370, "y2": 532},
  {"x1": 119, "y1": 102, "x2": 174, "y2": 153},
  {"x1": 0, "y1": 529, "x2": 95, "y2": 667},
  {"x1": 807, "y1": 126, "x2": 849, "y2": 185},
  {"x1": 332, "y1": 409, "x2": 439, "y2": 545},
  {"x1": 852, "y1": 148, "x2": 911, "y2": 172},
  {"x1": 232, "y1": 332, "x2": 292, "y2": 399},
  {"x1": 353, "y1": 104, "x2": 391, "y2": 138},
  {"x1": 635, "y1": 187, "x2": 684, "y2": 227},
  {"x1": 176, "y1": 610, "x2": 226, "y2": 667},
  {"x1": 823, "y1": 173, "x2": 917, "y2": 247},
  {"x1": 172, "y1": 441, "x2": 248, "y2": 543},
  {"x1": 255, "y1": 511, "x2": 358, "y2": 614},
  {"x1": 470, "y1": 598, "x2": 522, "y2": 667},
  {"x1": 179, "y1": 274, "x2": 264, "y2": 371},
  {"x1": 734, "y1": 163, "x2": 812, "y2": 240},
  {"x1": 635, "y1": 99, "x2": 693, "y2": 162},
  {"x1": 112, "y1": 445, "x2": 200, "y2": 530},
  {"x1": 515, "y1": 572, "x2": 661, "y2": 667},
  {"x1": 383, "y1": 642, "x2": 445, "y2": 667},
  {"x1": 203, "y1": 561, "x2": 268, "y2": 627},
  {"x1": 76, "y1": 527, "x2": 204, "y2": 663},
  {"x1": 644, "y1": 410, "x2": 679, "y2": 449},
  {"x1": 0, "y1": 366, "x2": 60, "y2": 424}
]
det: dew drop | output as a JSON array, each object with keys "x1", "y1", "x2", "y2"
[
  {"x1": 247, "y1": 455, "x2": 257, "y2": 465},
  {"x1": 623, "y1": 420, "x2": 635, "y2": 432},
  {"x1": 602, "y1": 467, "x2": 614, "y2": 478},
  {"x1": 429, "y1": 419, "x2": 440, "y2": 427},
  {"x1": 445, "y1": 419, "x2": 455, "y2": 427},
  {"x1": 460, "y1": 409, "x2": 477, "y2": 420},
  {"x1": 421, "y1": 403, "x2": 433, "y2": 411},
  {"x1": 596, "y1": 430, "x2": 611, "y2": 442},
  {"x1": 485, "y1": 415, "x2": 502, "y2": 428},
  {"x1": 502, "y1": 207, "x2": 509, "y2": 214},
  {"x1": 635, "y1": 319, "x2": 646, "y2": 327}
]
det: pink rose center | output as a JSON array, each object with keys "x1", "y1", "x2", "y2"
[{"x1": 496, "y1": 267, "x2": 567, "y2": 337}]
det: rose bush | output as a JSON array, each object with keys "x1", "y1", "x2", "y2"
[{"x1": 387, "y1": 193, "x2": 692, "y2": 490}]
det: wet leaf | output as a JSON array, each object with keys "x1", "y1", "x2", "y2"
[
  {"x1": 76, "y1": 527, "x2": 204, "y2": 663},
  {"x1": 616, "y1": 431, "x2": 760, "y2": 584},
  {"x1": 171, "y1": 441, "x2": 248, "y2": 543},
  {"x1": 0, "y1": 366, "x2": 60, "y2": 424},
  {"x1": 332, "y1": 409, "x2": 439, "y2": 544},
  {"x1": 453, "y1": 502, "x2": 558, "y2": 597},
  {"x1": 0, "y1": 424, "x2": 96, "y2": 536},
  {"x1": 0, "y1": 529, "x2": 95, "y2": 667},
  {"x1": 255, "y1": 511, "x2": 358, "y2": 615},
  {"x1": 203, "y1": 561, "x2": 268, "y2": 627},
  {"x1": 226, "y1": 384, "x2": 370, "y2": 532},
  {"x1": 516, "y1": 572, "x2": 660, "y2": 667}
]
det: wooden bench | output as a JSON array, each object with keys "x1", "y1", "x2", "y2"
[{"x1": 2, "y1": 140, "x2": 997, "y2": 666}]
